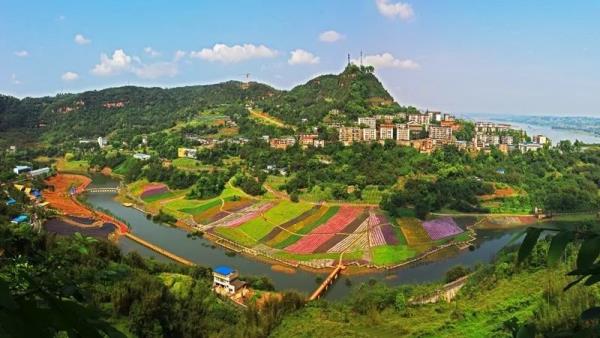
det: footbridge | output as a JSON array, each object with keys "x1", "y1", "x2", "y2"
[
  {"x1": 309, "y1": 264, "x2": 345, "y2": 301},
  {"x1": 85, "y1": 187, "x2": 119, "y2": 193}
]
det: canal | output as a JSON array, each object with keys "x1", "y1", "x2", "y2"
[{"x1": 83, "y1": 174, "x2": 518, "y2": 300}]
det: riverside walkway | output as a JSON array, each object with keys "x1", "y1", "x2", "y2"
[{"x1": 123, "y1": 232, "x2": 196, "y2": 266}]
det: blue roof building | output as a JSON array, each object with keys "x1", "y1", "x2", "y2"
[
  {"x1": 11, "y1": 214, "x2": 28, "y2": 224},
  {"x1": 214, "y1": 266, "x2": 235, "y2": 276},
  {"x1": 213, "y1": 266, "x2": 246, "y2": 295},
  {"x1": 6, "y1": 198, "x2": 16, "y2": 206}
]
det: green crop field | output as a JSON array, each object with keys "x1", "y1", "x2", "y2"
[
  {"x1": 273, "y1": 206, "x2": 340, "y2": 249},
  {"x1": 171, "y1": 157, "x2": 206, "y2": 171},
  {"x1": 113, "y1": 157, "x2": 138, "y2": 176},
  {"x1": 213, "y1": 227, "x2": 258, "y2": 247},
  {"x1": 274, "y1": 250, "x2": 363, "y2": 262},
  {"x1": 142, "y1": 191, "x2": 174, "y2": 203},
  {"x1": 179, "y1": 198, "x2": 222, "y2": 215},
  {"x1": 238, "y1": 201, "x2": 313, "y2": 240},
  {"x1": 371, "y1": 245, "x2": 417, "y2": 266}
]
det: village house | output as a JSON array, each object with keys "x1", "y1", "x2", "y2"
[
  {"x1": 212, "y1": 266, "x2": 247, "y2": 295},
  {"x1": 98, "y1": 136, "x2": 108, "y2": 148},
  {"x1": 133, "y1": 153, "x2": 151, "y2": 160},
  {"x1": 298, "y1": 134, "x2": 318, "y2": 146},
  {"x1": 269, "y1": 137, "x2": 296, "y2": 150},
  {"x1": 177, "y1": 147, "x2": 197, "y2": 159}
]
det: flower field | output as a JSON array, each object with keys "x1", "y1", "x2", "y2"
[
  {"x1": 285, "y1": 206, "x2": 362, "y2": 254},
  {"x1": 422, "y1": 217, "x2": 463, "y2": 240}
]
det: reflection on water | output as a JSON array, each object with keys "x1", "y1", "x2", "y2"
[{"x1": 78, "y1": 174, "x2": 518, "y2": 299}]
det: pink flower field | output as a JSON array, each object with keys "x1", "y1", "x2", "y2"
[
  {"x1": 140, "y1": 183, "x2": 169, "y2": 199},
  {"x1": 285, "y1": 206, "x2": 362, "y2": 254},
  {"x1": 422, "y1": 217, "x2": 463, "y2": 240},
  {"x1": 224, "y1": 203, "x2": 274, "y2": 228}
]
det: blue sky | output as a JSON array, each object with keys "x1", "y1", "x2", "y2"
[{"x1": 2, "y1": 0, "x2": 600, "y2": 116}]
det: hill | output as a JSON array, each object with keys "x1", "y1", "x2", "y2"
[
  {"x1": 257, "y1": 64, "x2": 410, "y2": 125},
  {"x1": 0, "y1": 65, "x2": 416, "y2": 147}
]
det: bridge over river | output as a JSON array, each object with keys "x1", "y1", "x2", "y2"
[{"x1": 85, "y1": 187, "x2": 119, "y2": 193}]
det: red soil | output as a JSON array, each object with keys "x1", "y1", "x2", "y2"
[{"x1": 44, "y1": 174, "x2": 128, "y2": 234}]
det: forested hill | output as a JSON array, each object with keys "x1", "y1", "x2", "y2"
[
  {"x1": 257, "y1": 64, "x2": 409, "y2": 125},
  {"x1": 0, "y1": 64, "x2": 412, "y2": 144},
  {"x1": 0, "y1": 81, "x2": 279, "y2": 143}
]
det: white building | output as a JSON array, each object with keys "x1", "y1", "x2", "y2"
[
  {"x1": 408, "y1": 114, "x2": 431, "y2": 125},
  {"x1": 532, "y1": 135, "x2": 548, "y2": 144},
  {"x1": 212, "y1": 266, "x2": 246, "y2": 295},
  {"x1": 379, "y1": 124, "x2": 395, "y2": 140},
  {"x1": 13, "y1": 166, "x2": 32, "y2": 175},
  {"x1": 396, "y1": 124, "x2": 411, "y2": 141},
  {"x1": 429, "y1": 126, "x2": 453, "y2": 140},
  {"x1": 519, "y1": 143, "x2": 543, "y2": 153},
  {"x1": 362, "y1": 128, "x2": 378, "y2": 141},
  {"x1": 358, "y1": 117, "x2": 377, "y2": 129},
  {"x1": 501, "y1": 135, "x2": 514, "y2": 145},
  {"x1": 98, "y1": 136, "x2": 108, "y2": 148},
  {"x1": 29, "y1": 167, "x2": 50, "y2": 177},
  {"x1": 133, "y1": 153, "x2": 151, "y2": 160}
]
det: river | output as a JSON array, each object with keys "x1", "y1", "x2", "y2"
[
  {"x1": 464, "y1": 115, "x2": 600, "y2": 145},
  {"x1": 80, "y1": 174, "x2": 518, "y2": 300}
]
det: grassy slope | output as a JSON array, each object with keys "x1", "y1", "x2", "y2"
[{"x1": 272, "y1": 270, "x2": 554, "y2": 338}]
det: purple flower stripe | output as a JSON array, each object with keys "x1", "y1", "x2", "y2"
[
  {"x1": 422, "y1": 217, "x2": 463, "y2": 240},
  {"x1": 380, "y1": 224, "x2": 398, "y2": 245}
]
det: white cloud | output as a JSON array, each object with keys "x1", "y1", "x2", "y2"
[
  {"x1": 173, "y1": 50, "x2": 186, "y2": 61},
  {"x1": 61, "y1": 71, "x2": 79, "y2": 81},
  {"x1": 133, "y1": 62, "x2": 178, "y2": 79},
  {"x1": 288, "y1": 49, "x2": 320, "y2": 65},
  {"x1": 91, "y1": 49, "x2": 178, "y2": 79},
  {"x1": 58, "y1": 15, "x2": 66, "y2": 21},
  {"x1": 190, "y1": 43, "x2": 277, "y2": 63},
  {"x1": 375, "y1": 0, "x2": 414, "y2": 20},
  {"x1": 353, "y1": 53, "x2": 419, "y2": 70},
  {"x1": 91, "y1": 49, "x2": 133, "y2": 76},
  {"x1": 11, "y1": 74, "x2": 21, "y2": 85},
  {"x1": 144, "y1": 47, "x2": 160, "y2": 57},
  {"x1": 14, "y1": 50, "x2": 29, "y2": 57},
  {"x1": 74, "y1": 34, "x2": 91, "y2": 45},
  {"x1": 319, "y1": 30, "x2": 344, "y2": 43}
]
